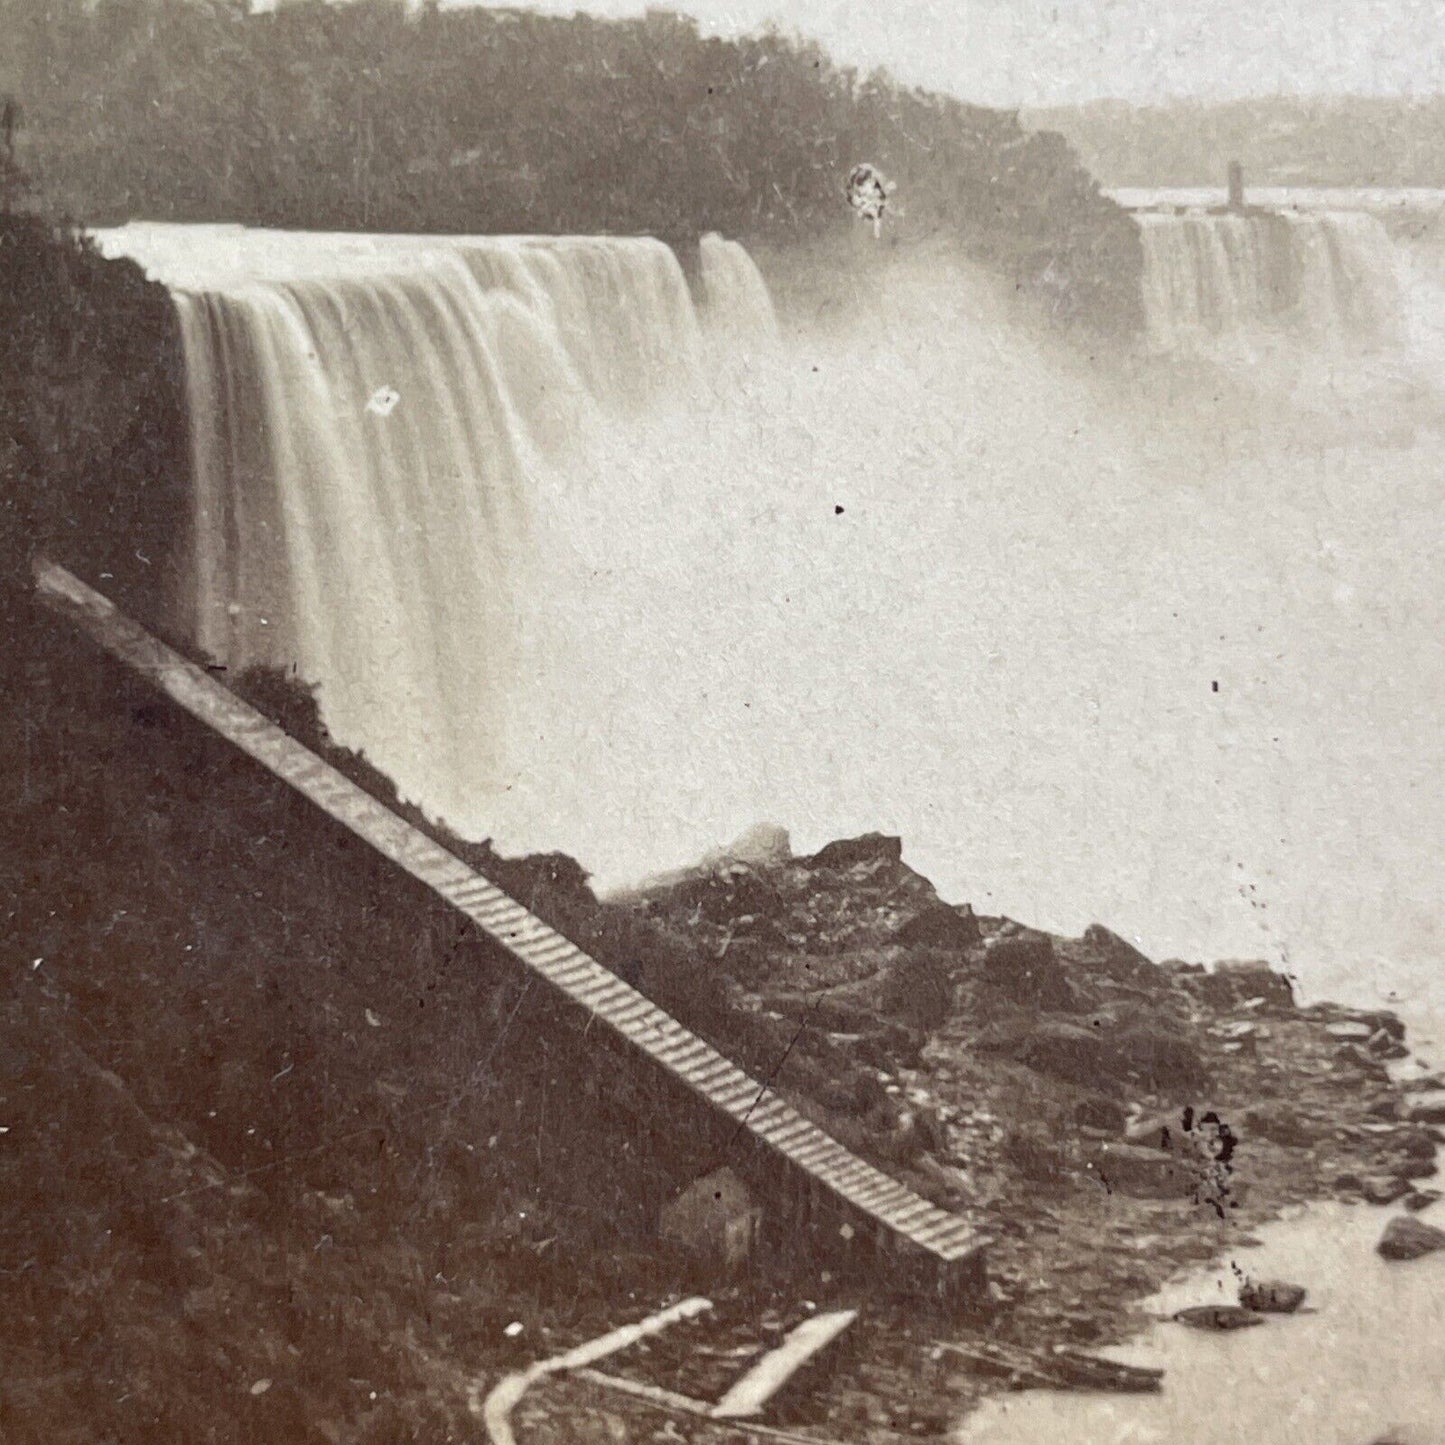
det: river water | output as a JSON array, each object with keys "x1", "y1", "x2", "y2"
[
  {"x1": 955, "y1": 1196, "x2": 1445, "y2": 1444},
  {"x1": 955, "y1": 1013, "x2": 1445, "y2": 1444}
]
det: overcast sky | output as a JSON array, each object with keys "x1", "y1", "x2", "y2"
[{"x1": 435, "y1": 0, "x2": 1445, "y2": 108}]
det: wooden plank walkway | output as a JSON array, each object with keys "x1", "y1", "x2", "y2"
[
  {"x1": 712, "y1": 1309, "x2": 858, "y2": 1420},
  {"x1": 34, "y1": 557, "x2": 987, "y2": 1283}
]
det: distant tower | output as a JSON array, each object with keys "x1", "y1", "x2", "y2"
[{"x1": 1227, "y1": 160, "x2": 1245, "y2": 211}]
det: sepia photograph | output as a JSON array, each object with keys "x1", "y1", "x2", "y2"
[{"x1": 2, "y1": 1, "x2": 1443, "y2": 1441}]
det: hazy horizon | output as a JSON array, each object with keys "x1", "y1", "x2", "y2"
[{"x1": 415, "y1": 0, "x2": 1445, "y2": 109}]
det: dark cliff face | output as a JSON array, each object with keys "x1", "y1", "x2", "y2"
[{"x1": 0, "y1": 214, "x2": 189, "y2": 611}]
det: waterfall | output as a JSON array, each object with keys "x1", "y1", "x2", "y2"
[
  {"x1": 93, "y1": 224, "x2": 776, "y2": 827},
  {"x1": 699, "y1": 231, "x2": 778, "y2": 342},
  {"x1": 1137, "y1": 210, "x2": 1403, "y2": 352}
]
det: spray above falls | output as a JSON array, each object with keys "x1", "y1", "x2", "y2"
[{"x1": 94, "y1": 224, "x2": 778, "y2": 827}]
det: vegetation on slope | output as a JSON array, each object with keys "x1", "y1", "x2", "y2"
[{"x1": 0, "y1": 0, "x2": 1140, "y2": 327}]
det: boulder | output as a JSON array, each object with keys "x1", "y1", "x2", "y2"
[
  {"x1": 982, "y1": 931, "x2": 1072, "y2": 1008},
  {"x1": 894, "y1": 904, "x2": 980, "y2": 951},
  {"x1": 1404, "y1": 1189, "x2": 1442, "y2": 1213},
  {"x1": 851, "y1": 1025, "x2": 925, "y2": 1073},
  {"x1": 813, "y1": 1070, "x2": 886, "y2": 1118},
  {"x1": 1378, "y1": 1215, "x2": 1445, "y2": 1261},
  {"x1": 1014, "y1": 1017, "x2": 1209, "y2": 1097},
  {"x1": 1399, "y1": 1127, "x2": 1438, "y2": 1161},
  {"x1": 1393, "y1": 1155, "x2": 1438, "y2": 1182},
  {"x1": 1361, "y1": 1176, "x2": 1413, "y2": 1206},
  {"x1": 1192, "y1": 959, "x2": 1295, "y2": 1012},
  {"x1": 888, "y1": 1108, "x2": 946, "y2": 1164},
  {"x1": 1073, "y1": 1094, "x2": 1127, "y2": 1133},
  {"x1": 808, "y1": 833, "x2": 902, "y2": 870},
  {"x1": 1001, "y1": 1123, "x2": 1067, "y2": 1184},
  {"x1": 1086, "y1": 1142, "x2": 1193, "y2": 1199},
  {"x1": 1370, "y1": 1029, "x2": 1411, "y2": 1060},
  {"x1": 1242, "y1": 1104, "x2": 1317, "y2": 1149},
  {"x1": 1172, "y1": 1305, "x2": 1265, "y2": 1331},
  {"x1": 1220, "y1": 1020, "x2": 1263, "y2": 1043},
  {"x1": 1081, "y1": 925, "x2": 1153, "y2": 977},
  {"x1": 1337, "y1": 1045, "x2": 1392, "y2": 1082},
  {"x1": 659, "y1": 1166, "x2": 763, "y2": 1268},
  {"x1": 1239, "y1": 1279, "x2": 1307, "y2": 1314},
  {"x1": 879, "y1": 953, "x2": 955, "y2": 1031},
  {"x1": 1405, "y1": 1092, "x2": 1445, "y2": 1127},
  {"x1": 1119, "y1": 1023, "x2": 1211, "y2": 1095},
  {"x1": 1326, "y1": 1021, "x2": 1374, "y2": 1044},
  {"x1": 1362, "y1": 1010, "x2": 1408, "y2": 1042},
  {"x1": 1125, "y1": 1111, "x2": 1181, "y2": 1149},
  {"x1": 1018, "y1": 1021, "x2": 1112, "y2": 1087}
]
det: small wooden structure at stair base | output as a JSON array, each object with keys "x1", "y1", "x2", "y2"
[
  {"x1": 711, "y1": 1309, "x2": 859, "y2": 1420},
  {"x1": 34, "y1": 557, "x2": 989, "y2": 1300}
]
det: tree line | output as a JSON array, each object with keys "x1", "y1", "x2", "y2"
[
  {"x1": 0, "y1": 0, "x2": 1140, "y2": 325},
  {"x1": 1028, "y1": 94, "x2": 1445, "y2": 191}
]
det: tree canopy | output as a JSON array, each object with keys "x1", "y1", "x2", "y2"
[{"x1": 0, "y1": 0, "x2": 1140, "y2": 324}]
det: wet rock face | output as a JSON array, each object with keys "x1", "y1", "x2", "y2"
[
  {"x1": 1378, "y1": 1215, "x2": 1445, "y2": 1261},
  {"x1": 0, "y1": 215, "x2": 188, "y2": 604}
]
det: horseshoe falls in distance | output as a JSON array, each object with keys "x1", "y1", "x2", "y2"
[{"x1": 94, "y1": 224, "x2": 779, "y2": 831}]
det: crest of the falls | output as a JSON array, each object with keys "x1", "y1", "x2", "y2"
[
  {"x1": 699, "y1": 231, "x2": 779, "y2": 342},
  {"x1": 1137, "y1": 210, "x2": 1403, "y2": 352},
  {"x1": 92, "y1": 224, "x2": 772, "y2": 826}
]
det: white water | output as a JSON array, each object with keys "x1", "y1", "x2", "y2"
[
  {"x1": 1135, "y1": 210, "x2": 1403, "y2": 352},
  {"x1": 97, "y1": 206, "x2": 1444, "y2": 1010},
  {"x1": 699, "y1": 230, "x2": 779, "y2": 342},
  {"x1": 96, "y1": 224, "x2": 725, "y2": 818}
]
